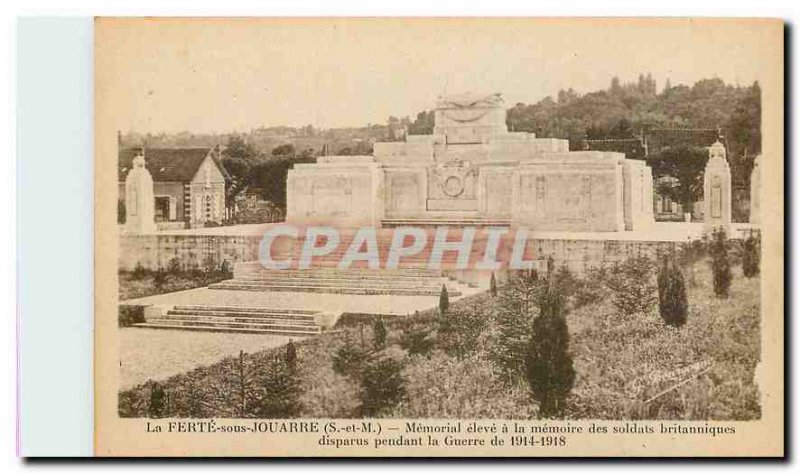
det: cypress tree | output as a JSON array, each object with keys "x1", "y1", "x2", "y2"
[
  {"x1": 490, "y1": 272, "x2": 498, "y2": 297},
  {"x1": 285, "y1": 339, "x2": 297, "y2": 370},
  {"x1": 524, "y1": 275, "x2": 575, "y2": 418},
  {"x1": 742, "y1": 233, "x2": 760, "y2": 278},
  {"x1": 148, "y1": 381, "x2": 166, "y2": 418},
  {"x1": 373, "y1": 319, "x2": 387, "y2": 351},
  {"x1": 710, "y1": 228, "x2": 732, "y2": 298},
  {"x1": 657, "y1": 256, "x2": 689, "y2": 327},
  {"x1": 439, "y1": 284, "x2": 449, "y2": 316}
]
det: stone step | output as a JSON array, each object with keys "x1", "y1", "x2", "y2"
[
  {"x1": 230, "y1": 275, "x2": 449, "y2": 288},
  {"x1": 233, "y1": 272, "x2": 451, "y2": 283},
  {"x1": 381, "y1": 217, "x2": 512, "y2": 227},
  {"x1": 148, "y1": 317, "x2": 321, "y2": 332},
  {"x1": 209, "y1": 282, "x2": 460, "y2": 296},
  {"x1": 166, "y1": 311, "x2": 318, "y2": 324},
  {"x1": 211, "y1": 278, "x2": 458, "y2": 292},
  {"x1": 172, "y1": 305, "x2": 318, "y2": 316},
  {"x1": 233, "y1": 263, "x2": 442, "y2": 278},
  {"x1": 132, "y1": 322, "x2": 319, "y2": 336}
]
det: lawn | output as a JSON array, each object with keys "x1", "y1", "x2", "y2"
[{"x1": 119, "y1": 252, "x2": 760, "y2": 421}]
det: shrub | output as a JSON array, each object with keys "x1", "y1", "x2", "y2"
[
  {"x1": 439, "y1": 284, "x2": 450, "y2": 316},
  {"x1": 118, "y1": 304, "x2": 145, "y2": 327},
  {"x1": 395, "y1": 352, "x2": 535, "y2": 419},
  {"x1": 742, "y1": 233, "x2": 760, "y2": 278},
  {"x1": 604, "y1": 255, "x2": 657, "y2": 316},
  {"x1": 131, "y1": 262, "x2": 148, "y2": 280},
  {"x1": 710, "y1": 228, "x2": 732, "y2": 298},
  {"x1": 657, "y1": 256, "x2": 689, "y2": 327},
  {"x1": 437, "y1": 306, "x2": 488, "y2": 359},
  {"x1": 148, "y1": 382, "x2": 166, "y2": 418},
  {"x1": 490, "y1": 272, "x2": 498, "y2": 297},
  {"x1": 285, "y1": 340, "x2": 297, "y2": 370},
  {"x1": 117, "y1": 200, "x2": 126, "y2": 224},
  {"x1": 359, "y1": 354, "x2": 406, "y2": 416},
  {"x1": 332, "y1": 341, "x2": 369, "y2": 378},
  {"x1": 399, "y1": 323, "x2": 436, "y2": 356},
  {"x1": 220, "y1": 259, "x2": 234, "y2": 279},
  {"x1": 167, "y1": 257, "x2": 182, "y2": 275},
  {"x1": 524, "y1": 277, "x2": 575, "y2": 418},
  {"x1": 152, "y1": 269, "x2": 167, "y2": 290},
  {"x1": 256, "y1": 358, "x2": 303, "y2": 418},
  {"x1": 491, "y1": 270, "x2": 541, "y2": 381},
  {"x1": 373, "y1": 319, "x2": 387, "y2": 351}
]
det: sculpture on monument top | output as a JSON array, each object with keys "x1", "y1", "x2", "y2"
[{"x1": 123, "y1": 150, "x2": 157, "y2": 235}]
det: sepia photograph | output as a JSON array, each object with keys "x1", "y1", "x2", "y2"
[{"x1": 91, "y1": 17, "x2": 784, "y2": 456}]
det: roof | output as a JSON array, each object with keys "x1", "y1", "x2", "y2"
[{"x1": 118, "y1": 148, "x2": 229, "y2": 182}]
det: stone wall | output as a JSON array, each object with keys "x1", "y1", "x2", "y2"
[{"x1": 119, "y1": 232, "x2": 676, "y2": 275}]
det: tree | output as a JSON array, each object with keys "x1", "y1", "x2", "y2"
[
  {"x1": 285, "y1": 340, "x2": 297, "y2": 370},
  {"x1": 256, "y1": 358, "x2": 303, "y2": 418},
  {"x1": 524, "y1": 274, "x2": 575, "y2": 418},
  {"x1": 439, "y1": 284, "x2": 449, "y2": 316},
  {"x1": 373, "y1": 319, "x2": 387, "y2": 351},
  {"x1": 742, "y1": 232, "x2": 761, "y2": 278},
  {"x1": 490, "y1": 272, "x2": 498, "y2": 297},
  {"x1": 359, "y1": 355, "x2": 406, "y2": 416},
  {"x1": 148, "y1": 381, "x2": 166, "y2": 418},
  {"x1": 710, "y1": 228, "x2": 732, "y2": 298},
  {"x1": 438, "y1": 307, "x2": 488, "y2": 359},
  {"x1": 648, "y1": 145, "x2": 708, "y2": 213},
  {"x1": 657, "y1": 256, "x2": 689, "y2": 327},
  {"x1": 271, "y1": 143, "x2": 296, "y2": 158},
  {"x1": 604, "y1": 255, "x2": 658, "y2": 316},
  {"x1": 492, "y1": 270, "x2": 541, "y2": 381}
]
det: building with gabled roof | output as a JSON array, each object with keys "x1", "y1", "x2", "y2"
[{"x1": 118, "y1": 147, "x2": 230, "y2": 228}]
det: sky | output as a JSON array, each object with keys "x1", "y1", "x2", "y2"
[{"x1": 97, "y1": 18, "x2": 779, "y2": 133}]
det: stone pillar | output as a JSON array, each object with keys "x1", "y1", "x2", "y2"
[
  {"x1": 750, "y1": 154, "x2": 761, "y2": 224},
  {"x1": 703, "y1": 141, "x2": 732, "y2": 230},
  {"x1": 123, "y1": 151, "x2": 157, "y2": 234}
]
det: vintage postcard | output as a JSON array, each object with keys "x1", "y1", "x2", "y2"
[{"x1": 94, "y1": 18, "x2": 784, "y2": 457}]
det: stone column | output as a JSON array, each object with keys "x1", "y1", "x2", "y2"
[
  {"x1": 123, "y1": 152, "x2": 157, "y2": 234},
  {"x1": 703, "y1": 141, "x2": 732, "y2": 230},
  {"x1": 750, "y1": 154, "x2": 761, "y2": 224}
]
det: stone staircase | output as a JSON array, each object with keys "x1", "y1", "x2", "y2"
[
  {"x1": 208, "y1": 262, "x2": 465, "y2": 297},
  {"x1": 133, "y1": 305, "x2": 324, "y2": 336}
]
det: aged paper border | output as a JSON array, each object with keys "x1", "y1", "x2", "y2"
[{"x1": 94, "y1": 17, "x2": 784, "y2": 457}]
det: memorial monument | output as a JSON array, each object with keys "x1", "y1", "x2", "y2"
[
  {"x1": 122, "y1": 151, "x2": 157, "y2": 235},
  {"x1": 287, "y1": 92, "x2": 654, "y2": 232},
  {"x1": 703, "y1": 141, "x2": 732, "y2": 230}
]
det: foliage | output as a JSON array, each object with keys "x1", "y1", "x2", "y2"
[
  {"x1": 490, "y1": 272, "x2": 497, "y2": 297},
  {"x1": 398, "y1": 322, "x2": 436, "y2": 356},
  {"x1": 332, "y1": 341, "x2": 369, "y2": 378},
  {"x1": 657, "y1": 256, "x2": 689, "y2": 327},
  {"x1": 394, "y1": 352, "x2": 535, "y2": 419},
  {"x1": 373, "y1": 319, "x2": 387, "y2": 351},
  {"x1": 439, "y1": 284, "x2": 449, "y2": 315},
  {"x1": 437, "y1": 306, "x2": 489, "y2": 360},
  {"x1": 604, "y1": 255, "x2": 658, "y2": 316},
  {"x1": 247, "y1": 156, "x2": 315, "y2": 209},
  {"x1": 525, "y1": 275, "x2": 575, "y2": 418},
  {"x1": 490, "y1": 270, "x2": 541, "y2": 381},
  {"x1": 359, "y1": 353, "x2": 407, "y2": 417},
  {"x1": 742, "y1": 233, "x2": 761, "y2": 278},
  {"x1": 117, "y1": 200, "x2": 126, "y2": 224},
  {"x1": 648, "y1": 146, "x2": 708, "y2": 212},
  {"x1": 118, "y1": 304, "x2": 145, "y2": 327},
  {"x1": 148, "y1": 382, "x2": 166, "y2": 418},
  {"x1": 710, "y1": 228, "x2": 732, "y2": 298},
  {"x1": 256, "y1": 358, "x2": 303, "y2": 418},
  {"x1": 285, "y1": 340, "x2": 298, "y2": 370}
]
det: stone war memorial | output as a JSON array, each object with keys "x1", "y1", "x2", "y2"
[{"x1": 287, "y1": 92, "x2": 655, "y2": 232}]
